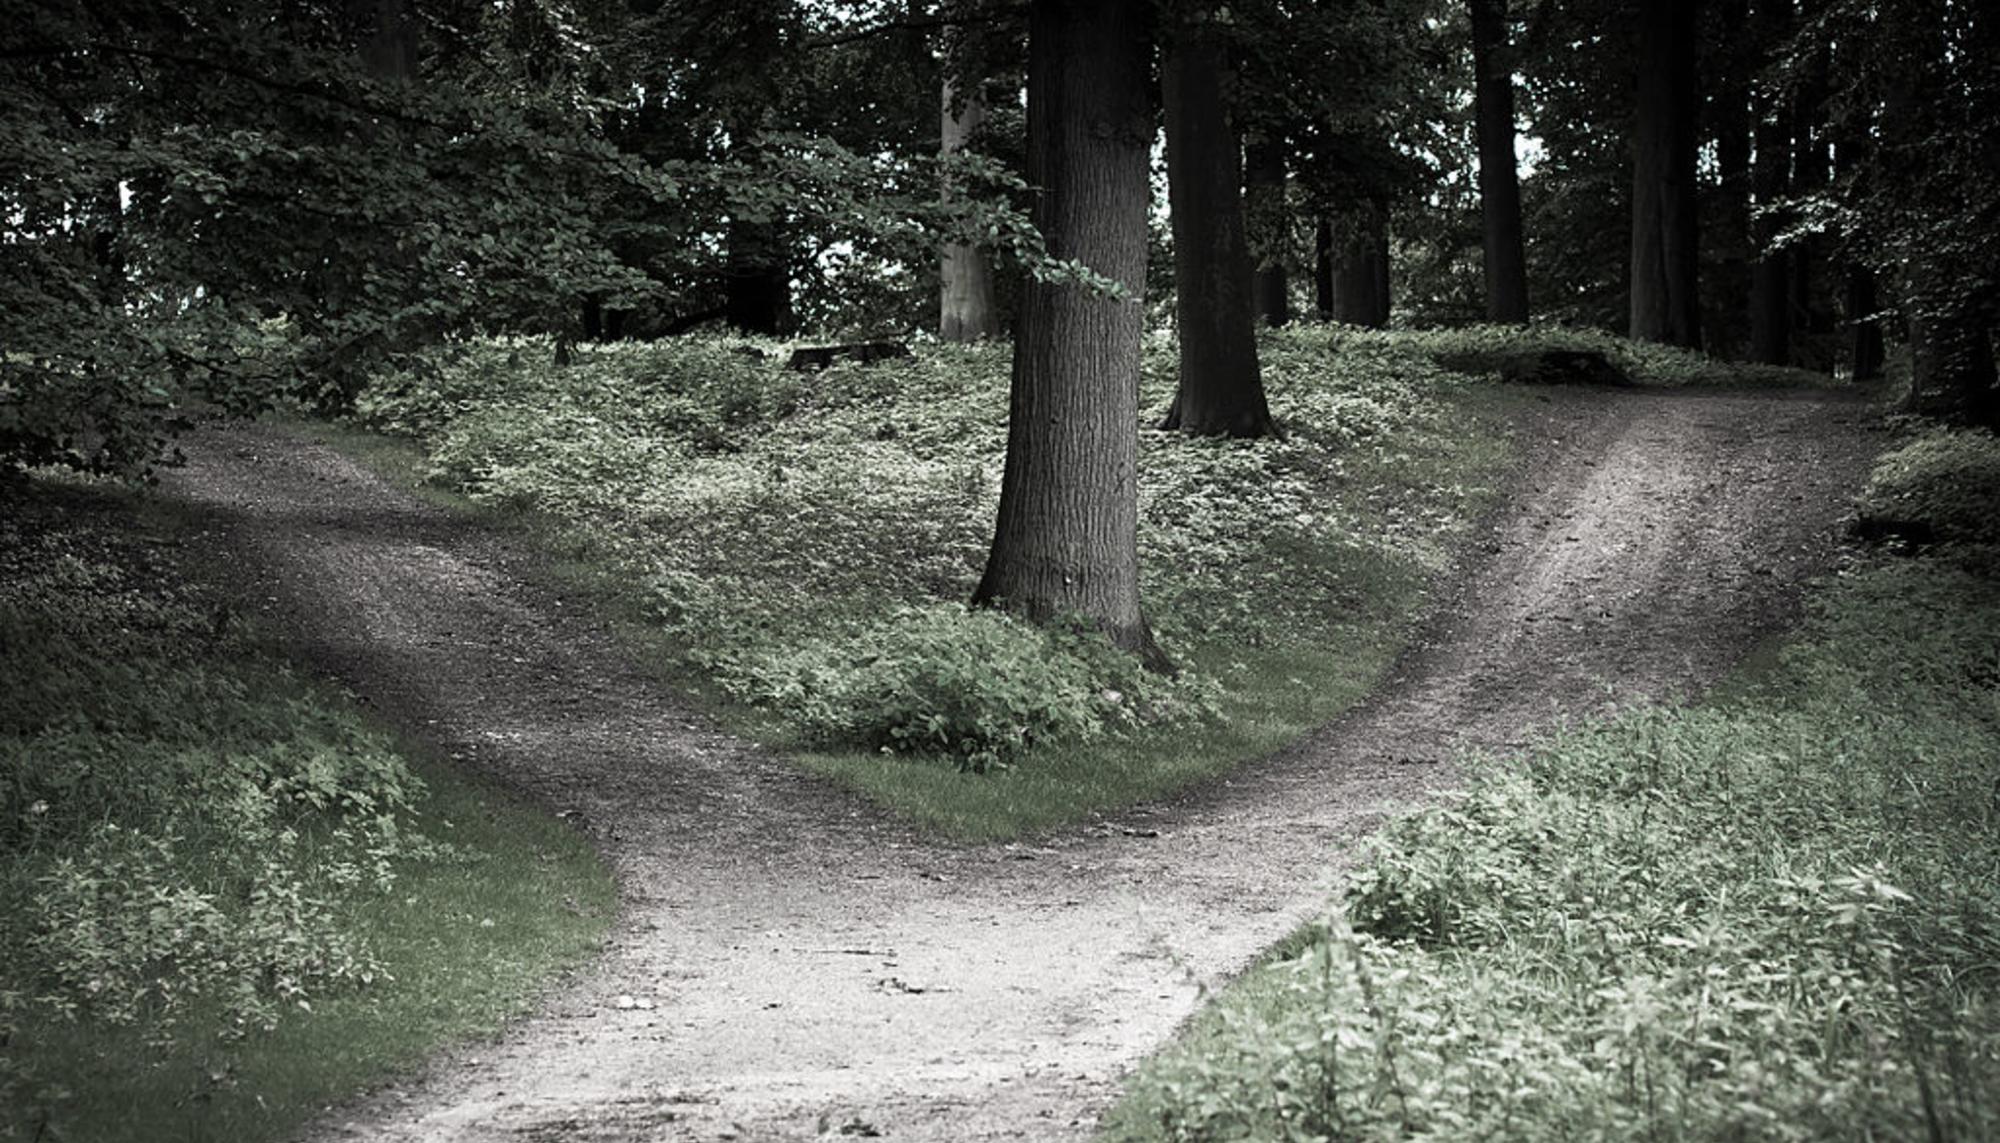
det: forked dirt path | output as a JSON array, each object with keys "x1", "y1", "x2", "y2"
[{"x1": 166, "y1": 385, "x2": 1877, "y2": 1142}]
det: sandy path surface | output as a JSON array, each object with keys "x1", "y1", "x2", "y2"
[{"x1": 165, "y1": 384, "x2": 1877, "y2": 1142}]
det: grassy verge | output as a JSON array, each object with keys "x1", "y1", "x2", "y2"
[
  {"x1": 335, "y1": 328, "x2": 1528, "y2": 838},
  {"x1": 327, "y1": 325, "x2": 1830, "y2": 839},
  {"x1": 0, "y1": 480, "x2": 615, "y2": 1143},
  {"x1": 1100, "y1": 428, "x2": 2000, "y2": 1141}
]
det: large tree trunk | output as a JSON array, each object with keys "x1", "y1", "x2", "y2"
[
  {"x1": 1469, "y1": 0, "x2": 1529, "y2": 324},
  {"x1": 1629, "y1": 0, "x2": 1702, "y2": 348},
  {"x1": 1326, "y1": 201, "x2": 1391, "y2": 328},
  {"x1": 724, "y1": 218, "x2": 790, "y2": 335},
  {"x1": 973, "y1": 0, "x2": 1165, "y2": 668},
  {"x1": 939, "y1": 79, "x2": 1002, "y2": 342},
  {"x1": 1748, "y1": 0, "x2": 1790, "y2": 364},
  {"x1": 1244, "y1": 132, "x2": 1290, "y2": 327},
  {"x1": 1160, "y1": 9, "x2": 1275, "y2": 438}
]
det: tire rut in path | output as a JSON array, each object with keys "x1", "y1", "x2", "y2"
[{"x1": 165, "y1": 386, "x2": 1877, "y2": 1142}]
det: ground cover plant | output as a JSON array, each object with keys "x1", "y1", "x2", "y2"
[
  {"x1": 0, "y1": 483, "x2": 615, "y2": 1143},
  {"x1": 352, "y1": 326, "x2": 1555, "y2": 835},
  {"x1": 1100, "y1": 430, "x2": 2000, "y2": 1141},
  {"x1": 348, "y1": 325, "x2": 1810, "y2": 838}
]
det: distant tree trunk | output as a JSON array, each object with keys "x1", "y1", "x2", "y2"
[
  {"x1": 1629, "y1": 0, "x2": 1702, "y2": 348},
  {"x1": 1313, "y1": 216, "x2": 1335, "y2": 319},
  {"x1": 1469, "y1": 0, "x2": 1529, "y2": 324},
  {"x1": 1326, "y1": 200, "x2": 1391, "y2": 327},
  {"x1": 1844, "y1": 268, "x2": 1884, "y2": 383},
  {"x1": 1160, "y1": 9, "x2": 1275, "y2": 438},
  {"x1": 1709, "y1": 0, "x2": 1753, "y2": 358},
  {"x1": 1244, "y1": 132, "x2": 1291, "y2": 327},
  {"x1": 940, "y1": 79, "x2": 1003, "y2": 342},
  {"x1": 724, "y1": 219, "x2": 789, "y2": 335},
  {"x1": 1787, "y1": 40, "x2": 1833, "y2": 368},
  {"x1": 1908, "y1": 303, "x2": 2000, "y2": 428},
  {"x1": 349, "y1": 0, "x2": 417, "y2": 80},
  {"x1": 973, "y1": 0, "x2": 1166, "y2": 669},
  {"x1": 1748, "y1": 0, "x2": 1790, "y2": 364}
]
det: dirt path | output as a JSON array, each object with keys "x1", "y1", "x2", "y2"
[{"x1": 165, "y1": 385, "x2": 1877, "y2": 1142}]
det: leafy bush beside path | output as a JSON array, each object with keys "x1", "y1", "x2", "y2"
[{"x1": 1104, "y1": 450, "x2": 2000, "y2": 1140}]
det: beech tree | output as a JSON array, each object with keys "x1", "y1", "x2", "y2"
[
  {"x1": 1629, "y1": 0, "x2": 1703, "y2": 347},
  {"x1": 1469, "y1": 0, "x2": 1529, "y2": 323},
  {"x1": 972, "y1": 0, "x2": 1166, "y2": 668},
  {"x1": 939, "y1": 80, "x2": 1003, "y2": 341},
  {"x1": 1160, "y1": 5, "x2": 1277, "y2": 439}
]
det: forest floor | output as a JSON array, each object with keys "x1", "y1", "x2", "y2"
[{"x1": 164, "y1": 382, "x2": 1877, "y2": 1142}]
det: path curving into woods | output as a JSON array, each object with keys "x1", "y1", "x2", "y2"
[{"x1": 166, "y1": 383, "x2": 1877, "y2": 1142}]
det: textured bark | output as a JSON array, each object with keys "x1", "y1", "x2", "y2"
[
  {"x1": 724, "y1": 219, "x2": 790, "y2": 335},
  {"x1": 939, "y1": 80, "x2": 1002, "y2": 342},
  {"x1": 1709, "y1": 0, "x2": 1753, "y2": 358},
  {"x1": 1469, "y1": 0, "x2": 1529, "y2": 324},
  {"x1": 973, "y1": 0, "x2": 1165, "y2": 668},
  {"x1": 1747, "y1": 0, "x2": 1791, "y2": 364},
  {"x1": 1161, "y1": 12, "x2": 1275, "y2": 438},
  {"x1": 1844, "y1": 269, "x2": 1884, "y2": 383},
  {"x1": 1326, "y1": 201, "x2": 1391, "y2": 328},
  {"x1": 1629, "y1": 0, "x2": 1703, "y2": 348},
  {"x1": 1313, "y1": 216, "x2": 1334, "y2": 319},
  {"x1": 1244, "y1": 133, "x2": 1291, "y2": 327}
]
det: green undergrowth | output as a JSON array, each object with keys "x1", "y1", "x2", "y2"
[
  {"x1": 1390, "y1": 322, "x2": 1837, "y2": 389},
  {"x1": 0, "y1": 482, "x2": 614, "y2": 1143},
  {"x1": 1103, "y1": 469, "x2": 2000, "y2": 1139},
  {"x1": 349, "y1": 327, "x2": 1527, "y2": 836},
  {"x1": 1855, "y1": 424, "x2": 2000, "y2": 548}
]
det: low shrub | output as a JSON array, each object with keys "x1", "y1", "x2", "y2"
[
  {"x1": 1107, "y1": 541, "x2": 2000, "y2": 1138},
  {"x1": 0, "y1": 497, "x2": 444, "y2": 1046},
  {"x1": 732, "y1": 605, "x2": 1218, "y2": 772},
  {"x1": 1855, "y1": 425, "x2": 2000, "y2": 547}
]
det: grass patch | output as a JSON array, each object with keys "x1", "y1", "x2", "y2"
[
  {"x1": 0, "y1": 480, "x2": 615, "y2": 1143},
  {"x1": 340, "y1": 328, "x2": 1526, "y2": 837},
  {"x1": 1101, "y1": 486, "x2": 2000, "y2": 1138}
]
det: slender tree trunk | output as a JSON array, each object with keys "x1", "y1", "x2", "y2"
[
  {"x1": 1629, "y1": 0, "x2": 1702, "y2": 348},
  {"x1": 973, "y1": 0, "x2": 1165, "y2": 669},
  {"x1": 1710, "y1": 0, "x2": 1753, "y2": 358},
  {"x1": 940, "y1": 79, "x2": 1003, "y2": 341},
  {"x1": 1161, "y1": 9, "x2": 1275, "y2": 438},
  {"x1": 1326, "y1": 201, "x2": 1391, "y2": 327},
  {"x1": 1844, "y1": 268, "x2": 1884, "y2": 383},
  {"x1": 724, "y1": 219, "x2": 789, "y2": 335},
  {"x1": 1313, "y1": 216, "x2": 1335, "y2": 319},
  {"x1": 1748, "y1": 0, "x2": 1790, "y2": 364},
  {"x1": 1244, "y1": 132, "x2": 1290, "y2": 327},
  {"x1": 1787, "y1": 39, "x2": 1832, "y2": 368},
  {"x1": 1469, "y1": 0, "x2": 1529, "y2": 324}
]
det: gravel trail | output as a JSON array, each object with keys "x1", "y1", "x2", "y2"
[{"x1": 165, "y1": 384, "x2": 1878, "y2": 1142}]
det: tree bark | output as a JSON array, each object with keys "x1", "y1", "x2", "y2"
[
  {"x1": 1326, "y1": 200, "x2": 1391, "y2": 328},
  {"x1": 1710, "y1": 0, "x2": 1753, "y2": 358},
  {"x1": 1244, "y1": 132, "x2": 1290, "y2": 327},
  {"x1": 1469, "y1": 0, "x2": 1529, "y2": 324},
  {"x1": 1161, "y1": 9, "x2": 1276, "y2": 438},
  {"x1": 724, "y1": 218, "x2": 790, "y2": 335},
  {"x1": 1313, "y1": 216, "x2": 1335, "y2": 319},
  {"x1": 1844, "y1": 268, "x2": 1884, "y2": 383},
  {"x1": 973, "y1": 0, "x2": 1165, "y2": 668},
  {"x1": 1629, "y1": 0, "x2": 1702, "y2": 348},
  {"x1": 939, "y1": 79, "x2": 1003, "y2": 342},
  {"x1": 1748, "y1": 0, "x2": 1790, "y2": 364}
]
